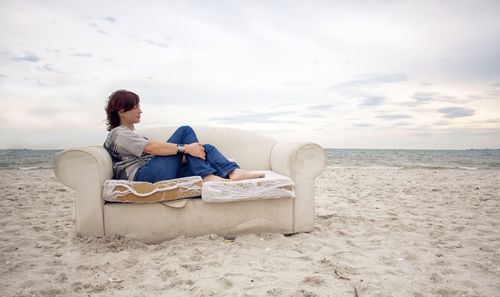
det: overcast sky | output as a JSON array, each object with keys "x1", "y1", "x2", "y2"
[{"x1": 1, "y1": 0, "x2": 499, "y2": 149}]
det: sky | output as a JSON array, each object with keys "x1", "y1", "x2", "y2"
[{"x1": 1, "y1": 0, "x2": 499, "y2": 149}]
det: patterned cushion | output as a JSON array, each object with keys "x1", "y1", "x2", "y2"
[{"x1": 103, "y1": 176, "x2": 202, "y2": 203}]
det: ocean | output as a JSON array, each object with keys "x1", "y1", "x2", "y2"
[
  {"x1": 0, "y1": 149, "x2": 63, "y2": 170},
  {"x1": 0, "y1": 148, "x2": 499, "y2": 171},
  {"x1": 326, "y1": 149, "x2": 500, "y2": 170}
]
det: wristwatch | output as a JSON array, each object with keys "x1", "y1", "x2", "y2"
[{"x1": 176, "y1": 144, "x2": 185, "y2": 155}]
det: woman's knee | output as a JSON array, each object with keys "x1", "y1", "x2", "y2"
[
  {"x1": 178, "y1": 125, "x2": 194, "y2": 133},
  {"x1": 203, "y1": 144, "x2": 215, "y2": 151},
  {"x1": 168, "y1": 125, "x2": 197, "y2": 143}
]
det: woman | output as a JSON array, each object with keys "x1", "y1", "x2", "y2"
[{"x1": 103, "y1": 90, "x2": 264, "y2": 183}]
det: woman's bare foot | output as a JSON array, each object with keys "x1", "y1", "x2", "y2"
[
  {"x1": 202, "y1": 174, "x2": 229, "y2": 182},
  {"x1": 228, "y1": 169, "x2": 265, "y2": 181}
]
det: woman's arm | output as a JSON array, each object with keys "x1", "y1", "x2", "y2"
[{"x1": 143, "y1": 141, "x2": 206, "y2": 159}]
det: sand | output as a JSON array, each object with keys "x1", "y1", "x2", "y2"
[{"x1": 0, "y1": 168, "x2": 499, "y2": 297}]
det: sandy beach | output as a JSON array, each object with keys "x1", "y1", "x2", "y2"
[{"x1": 0, "y1": 167, "x2": 499, "y2": 297}]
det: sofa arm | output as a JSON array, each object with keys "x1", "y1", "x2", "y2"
[
  {"x1": 270, "y1": 142, "x2": 327, "y2": 179},
  {"x1": 54, "y1": 146, "x2": 113, "y2": 236},
  {"x1": 270, "y1": 142, "x2": 327, "y2": 233}
]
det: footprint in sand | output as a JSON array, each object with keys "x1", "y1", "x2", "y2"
[
  {"x1": 216, "y1": 277, "x2": 234, "y2": 289},
  {"x1": 157, "y1": 268, "x2": 178, "y2": 281},
  {"x1": 302, "y1": 275, "x2": 326, "y2": 286}
]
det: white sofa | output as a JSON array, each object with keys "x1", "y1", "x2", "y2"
[{"x1": 54, "y1": 126, "x2": 327, "y2": 243}]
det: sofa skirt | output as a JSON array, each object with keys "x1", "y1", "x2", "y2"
[{"x1": 103, "y1": 197, "x2": 294, "y2": 243}]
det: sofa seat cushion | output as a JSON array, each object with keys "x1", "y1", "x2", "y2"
[
  {"x1": 102, "y1": 171, "x2": 294, "y2": 203},
  {"x1": 103, "y1": 176, "x2": 203, "y2": 203},
  {"x1": 202, "y1": 170, "x2": 295, "y2": 203}
]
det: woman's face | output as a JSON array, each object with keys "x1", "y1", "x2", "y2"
[{"x1": 119, "y1": 104, "x2": 142, "y2": 125}]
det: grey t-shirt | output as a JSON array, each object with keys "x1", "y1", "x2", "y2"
[{"x1": 103, "y1": 126, "x2": 154, "y2": 180}]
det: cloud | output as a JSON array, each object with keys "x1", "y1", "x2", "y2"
[
  {"x1": 70, "y1": 53, "x2": 93, "y2": 58},
  {"x1": 438, "y1": 107, "x2": 475, "y2": 118},
  {"x1": 334, "y1": 73, "x2": 407, "y2": 88},
  {"x1": 210, "y1": 111, "x2": 296, "y2": 124},
  {"x1": 28, "y1": 107, "x2": 60, "y2": 117},
  {"x1": 400, "y1": 91, "x2": 437, "y2": 107},
  {"x1": 308, "y1": 104, "x2": 333, "y2": 110},
  {"x1": 36, "y1": 77, "x2": 49, "y2": 86},
  {"x1": 419, "y1": 81, "x2": 433, "y2": 87},
  {"x1": 482, "y1": 117, "x2": 500, "y2": 123},
  {"x1": 411, "y1": 92, "x2": 435, "y2": 103},
  {"x1": 401, "y1": 92, "x2": 467, "y2": 106},
  {"x1": 376, "y1": 114, "x2": 413, "y2": 120},
  {"x1": 1, "y1": 1, "x2": 499, "y2": 150},
  {"x1": 37, "y1": 64, "x2": 62, "y2": 74},
  {"x1": 437, "y1": 94, "x2": 465, "y2": 103},
  {"x1": 434, "y1": 120, "x2": 450, "y2": 126},
  {"x1": 46, "y1": 49, "x2": 61, "y2": 54},
  {"x1": 411, "y1": 132, "x2": 433, "y2": 137},
  {"x1": 11, "y1": 53, "x2": 41, "y2": 63},
  {"x1": 301, "y1": 113, "x2": 322, "y2": 118},
  {"x1": 144, "y1": 39, "x2": 169, "y2": 48},
  {"x1": 393, "y1": 121, "x2": 411, "y2": 126},
  {"x1": 89, "y1": 22, "x2": 109, "y2": 35},
  {"x1": 0, "y1": 73, "x2": 7, "y2": 78},
  {"x1": 481, "y1": 86, "x2": 500, "y2": 98},
  {"x1": 41, "y1": 64, "x2": 55, "y2": 72},
  {"x1": 360, "y1": 97, "x2": 385, "y2": 106},
  {"x1": 282, "y1": 81, "x2": 312, "y2": 86},
  {"x1": 103, "y1": 16, "x2": 117, "y2": 23}
]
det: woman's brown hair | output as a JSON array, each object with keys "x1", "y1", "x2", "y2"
[{"x1": 105, "y1": 90, "x2": 140, "y2": 131}]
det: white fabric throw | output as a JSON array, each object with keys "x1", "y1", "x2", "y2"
[{"x1": 202, "y1": 171, "x2": 295, "y2": 203}]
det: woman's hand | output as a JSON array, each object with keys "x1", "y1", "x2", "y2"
[{"x1": 185, "y1": 143, "x2": 205, "y2": 160}]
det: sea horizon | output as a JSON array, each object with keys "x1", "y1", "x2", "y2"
[
  {"x1": 1, "y1": 148, "x2": 500, "y2": 171},
  {"x1": 2, "y1": 147, "x2": 499, "y2": 151}
]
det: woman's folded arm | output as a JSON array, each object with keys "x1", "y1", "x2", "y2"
[
  {"x1": 143, "y1": 141, "x2": 177, "y2": 156},
  {"x1": 143, "y1": 141, "x2": 206, "y2": 159}
]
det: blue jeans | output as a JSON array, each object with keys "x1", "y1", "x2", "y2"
[{"x1": 134, "y1": 126, "x2": 239, "y2": 183}]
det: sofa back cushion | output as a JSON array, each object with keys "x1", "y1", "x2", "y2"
[{"x1": 137, "y1": 126, "x2": 276, "y2": 170}]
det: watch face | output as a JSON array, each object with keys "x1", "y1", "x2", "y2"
[{"x1": 177, "y1": 144, "x2": 185, "y2": 154}]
